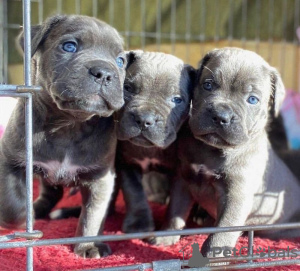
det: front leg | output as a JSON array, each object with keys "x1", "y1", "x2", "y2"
[
  {"x1": 154, "y1": 176, "x2": 194, "y2": 246},
  {"x1": 0, "y1": 161, "x2": 27, "y2": 228},
  {"x1": 74, "y1": 169, "x2": 114, "y2": 258},
  {"x1": 34, "y1": 179, "x2": 63, "y2": 218},
  {"x1": 201, "y1": 180, "x2": 254, "y2": 257},
  {"x1": 120, "y1": 166, "x2": 154, "y2": 233}
]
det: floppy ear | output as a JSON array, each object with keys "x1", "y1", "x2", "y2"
[
  {"x1": 269, "y1": 68, "x2": 286, "y2": 117},
  {"x1": 197, "y1": 52, "x2": 212, "y2": 69},
  {"x1": 125, "y1": 50, "x2": 143, "y2": 70},
  {"x1": 196, "y1": 49, "x2": 216, "y2": 85},
  {"x1": 16, "y1": 15, "x2": 66, "y2": 57},
  {"x1": 183, "y1": 64, "x2": 197, "y2": 91}
]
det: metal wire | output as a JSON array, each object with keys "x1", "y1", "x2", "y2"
[
  {"x1": 1, "y1": 222, "x2": 300, "y2": 250},
  {"x1": 280, "y1": 0, "x2": 287, "y2": 81},
  {"x1": 185, "y1": 0, "x2": 191, "y2": 63},
  {"x1": 140, "y1": 0, "x2": 146, "y2": 50},
  {"x1": 1, "y1": 1, "x2": 300, "y2": 270},
  {"x1": 241, "y1": 0, "x2": 247, "y2": 48},
  {"x1": 93, "y1": 0, "x2": 98, "y2": 18},
  {"x1": 0, "y1": 1, "x2": 4, "y2": 83},
  {"x1": 125, "y1": 0, "x2": 130, "y2": 50},
  {"x1": 155, "y1": 0, "x2": 161, "y2": 51},
  {"x1": 170, "y1": 0, "x2": 176, "y2": 55},
  {"x1": 0, "y1": 0, "x2": 8, "y2": 83},
  {"x1": 56, "y1": 0, "x2": 62, "y2": 14}
]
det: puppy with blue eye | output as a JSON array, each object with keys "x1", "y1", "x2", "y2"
[
  {"x1": 114, "y1": 50, "x2": 196, "y2": 234},
  {"x1": 0, "y1": 15, "x2": 126, "y2": 258},
  {"x1": 155, "y1": 48, "x2": 300, "y2": 256}
]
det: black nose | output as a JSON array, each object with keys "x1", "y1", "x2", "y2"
[
  {"x1": 89, "y1": 66, "x2": 115, "y2": 85},
  {"x1": 133, "y1": 112, "x2": 157, "y2": 129},
  {"x1": 211, "y1": 110, "x2": 233, "y2": 126}
]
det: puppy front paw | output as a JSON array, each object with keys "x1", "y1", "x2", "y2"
[
  {"x1": 151, "y1": 235, "x2": 181, "y2": 246},
  {"x1": 33, "y1": 201, "x2": 51, "y2": 219},
  {"x1": 201, "y1": 234, "x2": 234, "y2": 259},
  {"x1": 122, "y1": 212, "x2": 154, "y2": 233},
  {"x1": 74, "y1": 242, "x2": 111, "y2": 258}
]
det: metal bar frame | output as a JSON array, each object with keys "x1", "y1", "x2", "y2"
[
  {"x1": 0, "y1": 0, "x2": 8, "y2": 83},
  {"x1": 0, "y1": 0, "x2": 300, "y2": 270}
]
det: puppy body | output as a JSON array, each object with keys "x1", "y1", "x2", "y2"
[
  {"x1": 158, "y1": 48, "x2": 300, "y2": 255},
  {"x1": 0, "y1": 15, "x2": 126, "y2": 258},
  {"x1": 115, "y1": 50, "x2": 195, "y2": 233}
]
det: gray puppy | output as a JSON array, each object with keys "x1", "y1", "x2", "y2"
[
  {"x1": 0, "y1": 15, "x2": 126, "y2": 258},
  {"x1": 156, "y1": 48, "x2": 300, "y2": 256},
  {"x1": 115, "y1": 50, "x2": 196, "y2": 233}
]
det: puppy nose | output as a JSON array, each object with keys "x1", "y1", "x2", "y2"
[
  {"x1": 89, "y1": 66, "x2": 114, "y2": 85},
  {"x1": 134, "y1": 113, "x2": 157, "y2": 129},
  {"x1": 212, "y1": 110, "x2": 233, "y2": 126}
]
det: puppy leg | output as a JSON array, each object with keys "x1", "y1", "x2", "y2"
[
  {"x1": 34, "y1": 179, "x2": 63, "y2": 218},
  {"x1": 190, "y1": 204, "x2": 215, "y2": 227},
  {"x1": 154, "y1": 176, "x2": 194, "y2": 245},
  {"x1": 120, "y1": 166, "x2": 154, "y2": 233},
  {"x1": 0, "y1": 162, "x2": 27, "y2": 229},
  {"x1": 201, "y1": 181, "x2": 253, "y2": 257},
  {"x1": 50, "y1": 178, "x2": 119, "y2": 220},
  {"x1": 107, "y1": 175, "x2": 121, "y2": 216},
  {"x1": 50, "y1": 206, "x2": 81, "y2": 219},
  {"x1": 74, "y1": 169, "x2": 114, "y2": 258}
]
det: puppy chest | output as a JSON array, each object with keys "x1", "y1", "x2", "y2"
[
  {"x1": 33, "y1": 156, "x2": 101, "y2": 185},
  {"x1": 133, "y1": 157, "x2": 166, "y2": 173}
]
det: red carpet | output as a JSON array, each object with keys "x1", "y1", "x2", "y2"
[{"x1": 0, "y1": 180, "x2": 300, "y2": 271}]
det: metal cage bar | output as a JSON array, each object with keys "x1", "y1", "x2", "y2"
[
  {"x1": 1, "y1": 1, "x2": 300, "y2": 270},
  {"x1": 0, "y1": 0, "x2": 8, "y2": 83}
]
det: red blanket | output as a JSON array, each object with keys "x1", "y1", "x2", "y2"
[{"x1": 0, "y1": 180, "x2": 299, "y2": 271}]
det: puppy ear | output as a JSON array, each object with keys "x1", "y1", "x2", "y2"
[
  {"x1": 125, "y1": 50, "x2": 143, "y2": 69},
  {"x1": 184, "y1": 64, "x2": 197, "y2": 90},
  {"x1": 269, "y1": 68, "x2": 286, "y2": 117},
  {"x1": 16, "y1": 15, "x2": 66, "y2": 57},
  {"x1": 196, "y1": 51, "x2": 214, "y2": 83},
  {"x1": 125, "y1": 51, "x2": 136, "y2": 69},
  {"x1": 198, "y1": 53, "x2": 211, "y2": 69}
]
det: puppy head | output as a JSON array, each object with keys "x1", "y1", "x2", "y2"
[
  {"x1": 117, "y1": 50, "x2": 196, "y2": 148},
  {"x1": 189, "y1": 47, "x2": 285, "y2": 149},
  {"x1": 17, "y1": 15, "x2": 126, "y2": 118}
]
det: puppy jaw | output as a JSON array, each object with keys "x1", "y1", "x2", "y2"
[
  {"x1": 117, "y1": 51, "x2": 194, "y2": 148},
  {"x1": 190, "y1": 48, "x2": 278, "y2": 149},
  {"x1": 18, "y1": 15, "x2": 126, "y2": 118}
]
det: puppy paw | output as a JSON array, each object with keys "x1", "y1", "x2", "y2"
[
  {"x1": 151, "y1": 235, "x2": 181, "y2": 246},
  {"x1": 74, "y1": 242, "x2": 111, "y2": 258},
  {"x1": 122, "y1": 213, "x2": 154, "y2": 233},
  {"x1": 33, "y1": 204, "x2": 50, "y2": 219}
]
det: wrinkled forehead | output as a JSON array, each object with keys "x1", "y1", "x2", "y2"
[
  {"x1": 201, "y1": 52, "x2": 272, "y2": 95},
  {"x1": 127, "y1": 56, "x2": 186, "y2": 94},
  {"x1": 47, "y1": 16, "x2": 123, "y2": 51}
]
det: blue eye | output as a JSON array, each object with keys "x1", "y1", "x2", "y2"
[
  {"x1": 172, "y1": 97, "x2": 183, "y2": 104},
  {"x1": 247, "y1": 96, "x2": 259, "y2": 105},
  {"x1": 62, "y1": 42, "x2": 77, "y2": 53},
  {"x1": 116, "y1": 57, "x2": 125, "y2": 68},
  {"x1": 203, "y1": 82, "x2": 213, "y2": 91}
]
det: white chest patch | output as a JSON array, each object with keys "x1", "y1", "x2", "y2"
[
  {"x1": 133, "y1": 157, "x2": 162, "y2": 171},
  {"x1": 33, "y1": 156, "x2": 100, "y2": 184}
]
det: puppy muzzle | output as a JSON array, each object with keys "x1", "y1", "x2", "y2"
[
  {"x1": 51, "y1": 60, "x2": 124, "y2": 115},
  {"x1": 190, "y1": 104, "x2": 248, "y2": 148},
  {"x1": 117, "y1": 109, "x2": 175, "y2": 148}
]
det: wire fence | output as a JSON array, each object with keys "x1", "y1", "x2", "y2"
[
  {"x1": 1, "y1": 0, "x2": 300, "y2": 270},
  {"x1": 2, "y1": 0, "x2": 300, "y2": 90}
]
